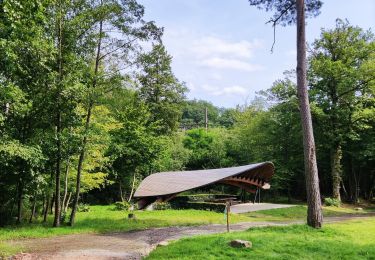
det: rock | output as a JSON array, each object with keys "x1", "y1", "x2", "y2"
[
  {"x1": 157, "y1": 241, "x2": 169, "y2": 247},
  {"x1": 229, "y1": 239, "x2": 252, "y2": 248},
  {"x1": 354, "y1": 207, "x2": 363, "y2": 211}
]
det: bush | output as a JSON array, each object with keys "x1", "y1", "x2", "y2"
[
  {"x1": 169, "y1": 194, "x2": 238, "y2": 209},
  {"x1": 324, "y1": 197, "x2": 340, "y2": 207},
  {"x1": 186, "y1": 202, "x2": 226, "y2": 212},
  {"x1": 114, "y1": 201, "x2": 131, "y2": 211},
  {"x1": 77, "y1": 203, "x2": 90, "y2": 212},
  {"x1": 153, "y1": 202, "x2": 171, "y2": 210}
]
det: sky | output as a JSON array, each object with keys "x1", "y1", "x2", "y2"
[{"x1": 138, "y1": 0, "x2": 375, "y2": 108}]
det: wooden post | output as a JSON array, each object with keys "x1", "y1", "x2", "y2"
[
  {"x1": 205, "y1": 107, "x2": 208, "y2": 132},
  {"x1": 226, "y1": 200, "x2": 230, "y2": 232}
]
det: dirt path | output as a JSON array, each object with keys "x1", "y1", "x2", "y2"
[{"x1": 9, "y1": 214, "x2": 375, "y2": 260}]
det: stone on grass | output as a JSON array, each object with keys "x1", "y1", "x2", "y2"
[
  {"x1": 229, "y1": 239, "x2": 252, "y2": 248},
  {"x1": 157, "y1": 241, "x2": 169, "y2": 247},
  {"x1": 354, "y1": 207, "x2": 363, "y2": 211}
]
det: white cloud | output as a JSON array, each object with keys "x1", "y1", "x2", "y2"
[
  {"x1": 201, "y1": 84, "x2": 248, "y2": 96},
  {"x1": 213, "y1": 85, "x2": 248, "y2": 96},
  {"x1": 200, "y1": 57, "x2": 264, "y2": 72},
  {"x1": 192, "y1": 36, "x2": 263, "y2": 58}
]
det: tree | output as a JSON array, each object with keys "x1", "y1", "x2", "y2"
[
  {"x1": 181, "y1": 100, "x2": 220, "y2": 129},
  {"x1": 68, "y1": 0, "x2": 162, "y2": 225},
  {"x1": 107, "y1": 90, "x2": 160, "y2": 202},
  {"x1": 309, "y1": 19, "x2": 375, "y2": 202},
  {"x1": 248, "y1": 0, "x2": 323, "y2": 227},
  {"x1": 137, "y1": 44, "x2": 187, "y2": 135},
  {"x1": 183, "y1": 128, "x2": 232, "y2": 170},
  {"x1": 0, "y1": 0, "x2": 53, "y2": 225}
]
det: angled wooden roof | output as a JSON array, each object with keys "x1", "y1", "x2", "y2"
[{"x1": 134, "y1": 162, "x2": 274, "y2": 209}]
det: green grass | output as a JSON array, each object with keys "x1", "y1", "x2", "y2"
[
  {"x1": 0, "y1": 205, "x2": 249, "y2": 242},
  {"x1": 244, "y1": 205, "x2": 374, "y2": 222},
  {"x1": 147, "y1": 218, "x2": 375, "y2": 260},
  {"x1": 0, "y1": 205, "x2": 371, "y2": 242},
  {"x1": 0, "y1": 204, "x2": 373, "y2": 257}
]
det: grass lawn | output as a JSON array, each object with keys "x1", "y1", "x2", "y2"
[
  {"x1": 0, "y1": 204, "x2": 372, "y2": 242},
  {"x1": 244, "y1": 204, "x2": 374, "y2": 222},
  {"x1": 147, "y1": 218, "x2": 375, "y2": 260},
  {"x1": 0, "y1": 205, "x2": 250, "y2": 242},
  {"x1": 0, "y1": 204, "x2": 373, "y2": 257}
]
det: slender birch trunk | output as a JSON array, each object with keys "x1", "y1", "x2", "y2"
[{"x1": 128, "y1": 172, "x2": 137, "y2": 202}]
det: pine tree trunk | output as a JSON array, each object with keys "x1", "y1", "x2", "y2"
[
  {"x1": 69, "y1": 18, "x2": 103, "y2": 226},
  {"x1": 296, "y1": 0, "x2": 323, "y2": 228},
  {"x1": 331, "y1": 144, "x2": 342, "y2": 201}
]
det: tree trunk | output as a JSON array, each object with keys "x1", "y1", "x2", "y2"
[
  {"x1": 16, "y1": 179, "x2": 23, "y2": 224},
  {"x1": 61, "y1": 158, "x2": 70, "y2": 214},
  {"x1": 69, "y1": 106, "x2": 91, "y2": 226},
  {"x1": 53, "y1": 0, "x2": 64, "y2": 227},
  {"x1": 43, "y1": 195, "x2": 50, "y2": 222},
  {"x1": 331, "y1": 145, "x2": 342, "y2": 201},
  {"x1": 128, "y1": 172, "x2": 137, "y2": 202},
  {"x1": 29, "y1": 192, "x2": 37, "y2": 223},
  {"x1": 64, "y1": 192, "x2": 72, "y2": 213},
  {"x1": 296, "y1": 0, "x2": 323, "y2": 228},
  {"x1": 69, "y1": 18, "x2": 103, "y2": 226},
  {"x1": 119, "y1": 179, "x2": 124, "y2": 202},
  {"x1": 50, "y1": 193, "x2": 54, "y2": 214}
]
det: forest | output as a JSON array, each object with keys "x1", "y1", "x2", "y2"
[{"x1": 0, "y1": 0, "x2": 374, "y2": 229}]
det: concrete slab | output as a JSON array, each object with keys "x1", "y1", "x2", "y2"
[{"x1": 230, "y1": 203, "x2": 297, "y2": 214}]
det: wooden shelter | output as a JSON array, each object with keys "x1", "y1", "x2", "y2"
[{"x1": 134, "y1": 162, "x2": 274, "y2": 209}]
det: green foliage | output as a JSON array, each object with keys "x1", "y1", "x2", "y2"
[
  {"x1": 77, "y1": 203, "x2": 90, "y2": 212},
  {"x1": 324, "y1": 198, "x2": 341, "y2": 207},
  {"x1": 137, "y1": 44, "x2": 187, "y2": 135},
  {"x1": 153, "y1": 202, "x2": 171, "y2": 210},
  {"x1": 181, "y1": 99, "x2": 237, "y2": 129},
  {"x1": 183, "y1": 128, "x2": 233, "y2": 170},
  {"x1": 184, "y1": 202, "x2": 226, "y2": 212},
  {"x1": 114, "y1": 201, "x2": 131, "y2": 211},
  {"x1": 151, "y1": 134, "x2": 191, "y2": 172},
  {"x1": 309, "y1": 19, "x2": 375, "y2": 200}
]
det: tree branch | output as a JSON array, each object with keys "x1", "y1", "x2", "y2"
[{"x1": 265, "y1": 2, "x2": 295, "y2": 53}]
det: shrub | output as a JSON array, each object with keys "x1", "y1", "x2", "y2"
[
  {"x1": 114, "y1": 201, "x2": 131, "y2": 211},
  {"x1": 187, "y1": 202, "x2": 226, "y2": 212},
  {"x1": 324, "y1": 197, "x2": 340, "y2": 207},
  {"x1": 169, "y1": 194, "x2": 238, "y2": 209},
  {"x1": 77, "y1": 203, "x2": 90, "y2": 212},
  {"x1": 153, "y1": 202, "x2": 171, "y2": 210}
]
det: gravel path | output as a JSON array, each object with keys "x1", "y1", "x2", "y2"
[
  {"x1": 9, "y1": 214, "x2": 375, "y2": 260},
  {"x1": 230, "y1": 203, "x2": 296, "y2": 213}
]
